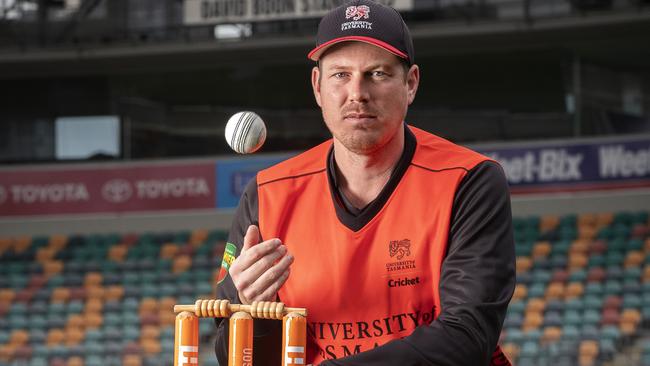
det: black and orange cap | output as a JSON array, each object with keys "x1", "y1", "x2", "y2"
[{"x1": 308, "y1": 0, "x2": 414, "y2": 65}]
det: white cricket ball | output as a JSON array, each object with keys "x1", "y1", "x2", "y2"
[{"x1": 225, "y1": 111, "x2": 267, "y2": 154}]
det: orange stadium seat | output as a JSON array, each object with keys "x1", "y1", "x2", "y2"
[
  {"x1": 66, "y1": 356, "x2": 84, "y2": 366},
  {"x1": 108, "y1": 244, "x2": 128, "y2": 262},
  {"x1": 545, "y1": 282, "x2": 564, "y2": 300},
  {"x1": 123, "y1": 354, "x2": 143, "y2": 366},
  {"x1": 160, "y1": 243, "x2": 179, "y2": 259},
  {"x1": 84, "y1": 273, "x2": 103, "y2": 287},
  {"x1": 624, "y1": 251, "x2": 644, "y2": 268},
  {"x1": 532, "y1": 241, "x2": 551, "y2": 260},
  {"x1": 566, "y1": 282, "x2": 585, "y2": 299},
  {"x1": 190, "y1": 229, "x2": 209, "y2": 247},
  {"x1": 541, "y1": 326, "x2": 562, "y2": 344},
  {"x1": 516, "y1": 256, "x2": 532, "y2": 273},
  {"x1": 172, "y1": 255, "x2": 192, "y2": 274}
]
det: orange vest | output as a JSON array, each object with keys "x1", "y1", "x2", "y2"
[{"x1": 257, "y1": 126, "x2": 490, "y2": 364}]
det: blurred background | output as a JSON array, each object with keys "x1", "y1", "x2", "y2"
[{"x1": 0, "y1": 0, "x2": 649, "y2": 365}]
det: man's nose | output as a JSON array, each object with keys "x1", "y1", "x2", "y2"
[{"x1": 347, "y1": 75, "x2": 370, "y2": 103}]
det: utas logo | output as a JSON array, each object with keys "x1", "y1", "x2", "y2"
[
  {"x1": 102, "y1": 179, "x2": 133, "y2": 203},
  {"x1": 0, "y1": 185, "x2": 6, "y2": 205},
  {"x1": 389, "y1": 239, "x2": 411, "y2": 260},
  {"x1": 386, "y1": 239, "x2": 416, "y2": 273},
  {"x1": 345, "y1": 5, "x2": 370, "y2": 21}
]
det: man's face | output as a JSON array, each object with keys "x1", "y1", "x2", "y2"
[{"x1": 311, "y1": 42, "x2": 419, "y2": 155}]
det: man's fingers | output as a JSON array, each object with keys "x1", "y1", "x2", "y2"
[
  {"x1": 241, "y1": 225, "x2": 260, "y2": 254},
  {"x1": 254, "y1": 268, "x2": 291, "y2": 302},
  {"x1": 232, "y1": 239, "x2": 282, "y2": 274},
  {"x1": 242, "y1": 253, "x2": 294, "y2": 300},
  {"x1": 243, "y1": 245, "x2": 287, "y2": 281}
]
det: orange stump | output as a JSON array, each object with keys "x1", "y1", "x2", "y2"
[
  {"x1": 174, "y1": 311, "x2": 199, "y2": 366},
  {"x1": 282, "y1": 312, "x2": 307, "y2": 366},
  {"x1": 229, "y1": 311, "x2": 253, "y2": 366}
]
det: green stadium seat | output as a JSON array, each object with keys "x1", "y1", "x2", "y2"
[
  {"x1": 601, "y1": 326, "x2": 622, "y2": 344},
  {"x1": 544, "y1": 311, "x2": 562, "y2": 327},
  {"x1": 561, "y1": 325, "x2": 580, "y2": 341},
  {"x1": 31, "y1": 344, "x2": 48, "y2": 358},
  {"x1": 195, "y1": 282, "x2": 213, "y2": 296},
  {"x1": 551, "y1": 241, "x2": 571, "y2": 256},
  {"x1": 28, "y1": 356, "x2": 47, "y2": 366},
  {"x1": 583, "y1": 310, "x2": 601, "y2": 326},
  {"x1": 587, "y1": 255, "x2": 605, "y2": 268},
  {"x1": 28, "y1": 314, "x2": 47, "y2": 330},
  {"x1": 519, "y1": 342, "x2": 539, "y2": 358},
  {"x1": 605, "y1": 266, "x2": 623, "y2": 281},
  {"x1": 604, "y1": 280, "x2": 623, "y2": 296},
  {"x1": 85, "y1": 355, "x2": 103, "y2": 366},
  {"x1": 104, "y1": 313, "x2": 122, "y2": 327},
  {"x1": 562, "y1": 310, "x2": 582, "y2": 326},
  {"x1": 627, "y1": 238, "x2": 644, "y2": 251},
  {"x1": 568, "y1": 269, "x2": 587, "y2": 282},
  {"x1": 564, "y1": 297, "x2": 585, "y2": 311},
  {"x1": 0, "y1": 331, "x2": 9, "y2": 343},
  {"x1": 121, "y1": 311, "x2": 141, "y2": 326},
  {"x1": 580, "y1": 324, "x2": 599, "y2": 340},
  {"x1": 584, "y1": 295, "x2": 604, "y2": 311},
  {"x1": 623, "y1": 294, "x2": 642, "y2": 309},
  {"x1": 550, "y1": 255, "x2": 567, "y2": 269},
  {"x1": 66, "y1": 300, "x2": 84, "y2": 314},
  {"x1": 585, "y1": 283, "x2": 604, "y2": 296},
  {"x1": 624, "y1": 267, "x2": 642, "y2": 281}
]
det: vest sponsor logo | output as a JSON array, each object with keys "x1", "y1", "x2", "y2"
[
  {"x1": 308, "y1": 307, "x2": 436, "y2": 360},
  {"x1": 388, "y1": 276, "x2": 420, "y2": 288}
]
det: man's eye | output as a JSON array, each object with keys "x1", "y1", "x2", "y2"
[
  {"x1": 333, "y1": 72, "x2": 347, "y2": 78},
  {"x1": 372, "y1": 71, "x2": 386, "y2": 77}
]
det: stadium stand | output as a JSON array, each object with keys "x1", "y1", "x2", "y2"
[
  {"x1": 0, "y1": 211, "x2": 648, "y2": 365},
  {"x1": 0, "y1": 229, "x2": 227, "y2": 366}
]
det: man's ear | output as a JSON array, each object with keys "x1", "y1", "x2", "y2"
[
  {"x1": 406, "y1": 64, "x2": 420, "y2": 105},
  {"x1": 311, "y1": 66, "x2": 322, "y2": 107}
]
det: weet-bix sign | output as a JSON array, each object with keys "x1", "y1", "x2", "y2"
[{"x1": 477, "y1": 135, "x2": 650, "y2": 193}]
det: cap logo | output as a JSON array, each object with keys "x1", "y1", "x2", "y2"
[
  {"x1": 345, "y1": 5, "x2": 370, "y2": 21},
  {"x1": 342, "y1": 5, "x2": 372, "y2": 31}
]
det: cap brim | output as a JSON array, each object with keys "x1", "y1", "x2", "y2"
[{"x1": 308, "y1": 36, "x2": 408, "y2": 62}]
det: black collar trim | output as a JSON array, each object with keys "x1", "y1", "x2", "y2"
[{"x1": 327, "y1": 124, "x2": 417, "y2": 232}]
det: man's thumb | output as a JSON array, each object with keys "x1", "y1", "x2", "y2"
[{"x1": 242, "y1": 225, "x2": 260, "y2": 253}]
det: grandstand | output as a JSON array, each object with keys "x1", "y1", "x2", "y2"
[{"x1": 1, "y1": 0, "x2": 650, "y2": 365}]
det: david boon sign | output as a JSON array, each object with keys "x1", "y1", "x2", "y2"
[{"x1": 184, "y1": 0, "x2": 413, "y2": 24}]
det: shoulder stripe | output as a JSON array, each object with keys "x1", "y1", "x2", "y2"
[
  {"x1": 410, "y1": 163, "x2": 469, "y2": 173},
  {"x1": 258, "y1": 168, "x2": 326, "y2": 187}
]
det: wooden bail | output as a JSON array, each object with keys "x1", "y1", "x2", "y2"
[
  {"x1": 282, "y1": 312, "x2": 307, "y2": 366},
  {"x1": 229, "y1": 311, "x2": 254, "y2": 366},
  {"x1": 174, "y1": 311, "x2": 199, "y2": 366}
]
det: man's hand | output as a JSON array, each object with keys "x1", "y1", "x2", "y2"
[{"x1": 229, "y1": 225, "x2": 294, "y2": 304}]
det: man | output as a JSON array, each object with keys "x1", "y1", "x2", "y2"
[{"x1": 215, "y1": 0, "x2": 515, "y2": 364}]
